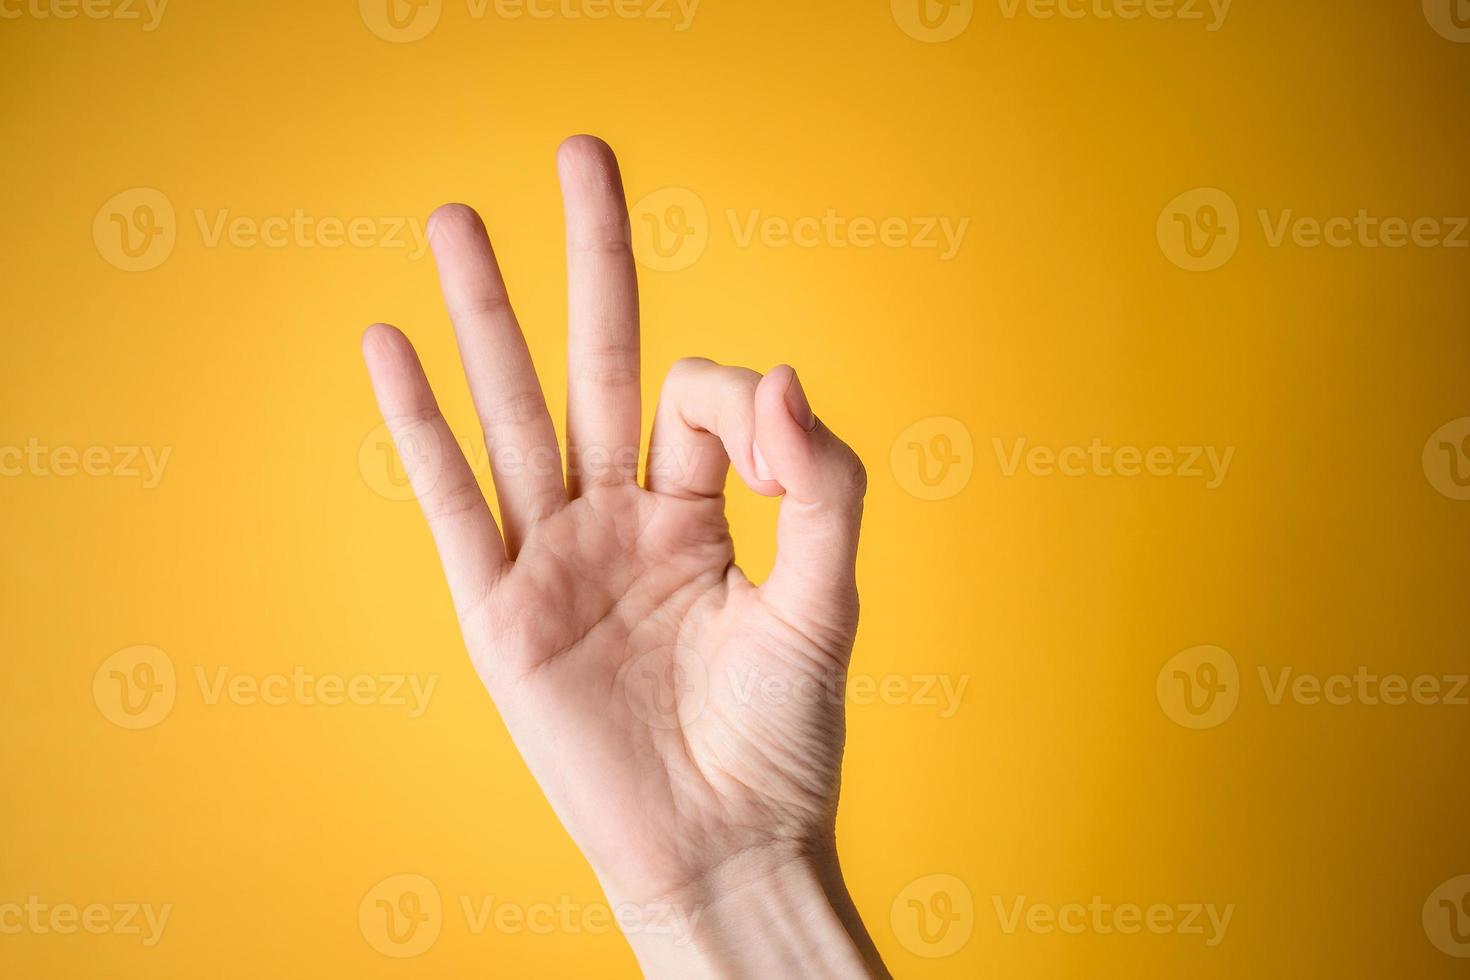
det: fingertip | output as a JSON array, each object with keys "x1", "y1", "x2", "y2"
[
  {"x1": 755, "y1": 367, "x2": 791, "y2": 429},
  {"x1": 426, "y1": 202, "x2": 483, "y2": 244},
  {"x1": 744, "y1": 442, "x2": 785, "y2": 497},
  {"x1": 556, "y1": 135, "x2": 624, "y2": 201},
  {"x1": 362, "y1": 322, "x2": 404, "y2": 359},
  {"x1": 759, "y1": 364, "x2": 797, "y2": 399},
  {"x1": 752, "y1": 368, "x2": 811, "y2": 494},
  {"x1": 755, "y1": 365, "x2": 815, "y2": 439},
  {"x1": 558, "y1": 133, "x2": 616, "y2": 168}
]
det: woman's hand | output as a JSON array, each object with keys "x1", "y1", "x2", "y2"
[{"x1": 362, "y1": 136, "x2": 885, "y2": 978}]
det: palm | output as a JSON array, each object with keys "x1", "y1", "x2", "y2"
[
  {"x1": 362, "y1": 137, "x2": 865, "y2": 916},
  {"x1": 477, "y1": 485, "x2": 849, "y2": 903}
]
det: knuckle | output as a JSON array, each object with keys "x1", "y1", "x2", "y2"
[
  {"x1": 485, "y1": 388, "x2": 548, "y2": 428},
  {"x1": 571, "y1": 231, "x2": 633, "y2": 259},
  {"x1": 667, "y1": 356, "x2": 716, "y2": 386},
  {"x1": 714, "y1": 392, "x2": 756, "y2": 434},
  {"x1": 390, "y1": 405, "x2": 442, "y2": 429},
  {"x1": 447, "y1": 293, "x2": 513, "y2": 322},
  {"x1": 581, "y1": 340, "x2": 641, "y2": 389},
  {"x1": 589, "y1": 364, "x2": 640, "y2": 389},
  {"x1": 423, "y1": 479, "x2": 483, "y2": 522},
  {"x1": 719, "y1": 366, "x2": 762, "y2": 399},
  {"x1": 837, "y1": 446, "x2": 868, "y2": 498}
]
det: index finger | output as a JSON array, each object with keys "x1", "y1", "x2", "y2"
[{"x1": 558, "y1": 135, "x2": 642, "y2": 495}]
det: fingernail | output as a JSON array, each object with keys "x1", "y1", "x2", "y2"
[
  {"x1": 753, "y1": 443, "x2": 773, "y2": 482},
  {"x1": 784, "y1": 371, "x2": 817, "y2": 432}
]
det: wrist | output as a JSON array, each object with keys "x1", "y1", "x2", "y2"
[{"x1": 607, "y1": 841, "x2": 889, "y2": 979}]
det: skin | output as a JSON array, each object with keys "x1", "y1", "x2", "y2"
[{"x1": 361, "y1": 135, "x2": 887, "y2": 978}]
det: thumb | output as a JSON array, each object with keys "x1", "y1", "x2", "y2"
[{"x1": 753, "y1": 365, "x2": 867, "y2": 643}]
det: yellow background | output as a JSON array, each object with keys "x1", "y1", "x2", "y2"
[{"x1": 2, "y1": 0, "x2": 1468, "y2": 976}]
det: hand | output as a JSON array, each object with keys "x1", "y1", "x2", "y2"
[{"x1": 362, "y1": 136, "x2": 886, "y2": 978}]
